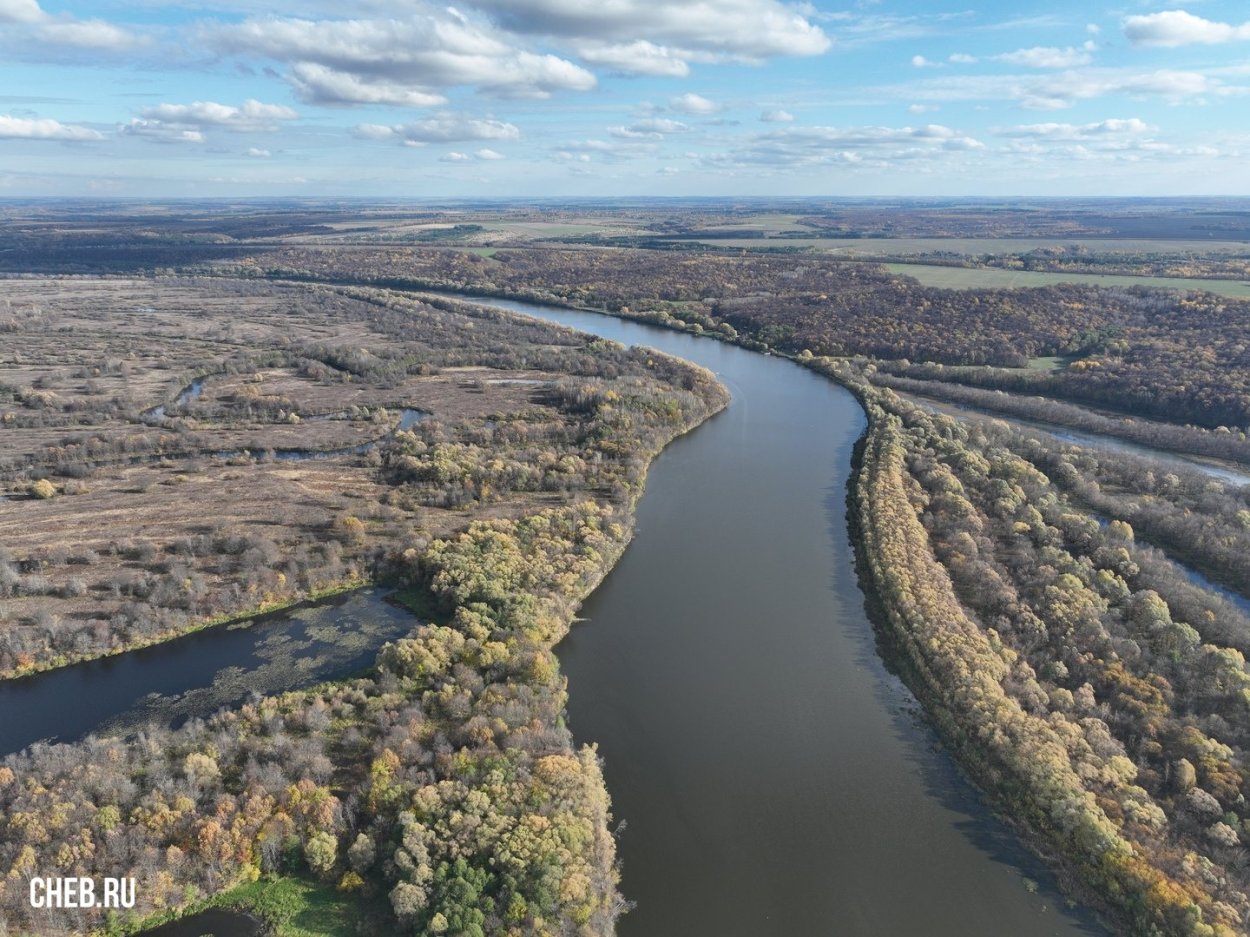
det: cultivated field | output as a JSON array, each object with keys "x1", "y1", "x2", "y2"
[{"x1": 883, "y1": 262, "x2": 1250, "y2": 297}]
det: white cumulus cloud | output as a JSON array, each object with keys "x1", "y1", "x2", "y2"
[
  {"x1": 999, "y1": 118, "x2": 1154, "y2": 139},
  {"x1": 121, "y1": 121, "x2": 204, "y2": 144},
  {"x1": 208, "y1": 11, "x2": 596, "y2": 107},
  {"x1": 994, "y1": 43, "x2": 1095, "y2": 69},
  {"x1": 0, "y1": 0, "x2": 43, "y2": 24},
  {"x1": 0, "y1": 115, "x2": 103, "y2": 141},
  {"x1": 139, "y1": 100, "x2": 297, "y2": 132},
  {"x1": 710, "y1": 122, "x2": 984, "y2": 170},
  {"x1": 576, "y1": 40, "x2": 690, "y2": 77},
  {"x1": 474, "y1": 0, "x2": 831, "y2": 63},
  {"x1": 354, "y1": 114, "x2": 521, "y2": 146},
  {"x1": 288, "y1": 64, "x2": 447, "y2": 108},
  {"x1": 1124, "y1": 10, "x2": 1250, "y2": 47},
  {"x1": 670, "y1": 92, "x2": 718, "y2": 115},
  {"x1": 0, "y1": 0, "x2": 138, "y2": 49},
  {"x1": 609, "y1": 117, "x2": 690, "y2": 139}
]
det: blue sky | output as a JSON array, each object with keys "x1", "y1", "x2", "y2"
[{"x1": 1, "y1": 0, "x2": 1248, "y2": 197}]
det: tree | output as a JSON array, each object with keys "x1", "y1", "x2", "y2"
[
  {"x1": 304, "y1": 831, "x2": 337, "y2": 879},
  {"x1": 29, "y1": 479, "x2": 56, "y2": 499}
]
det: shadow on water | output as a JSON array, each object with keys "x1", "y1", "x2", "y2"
[
  {"x1": 829, "y1": 474, "x2": 1108, "y2": 936},
  {"x1": 0, "y1": 588, "x2": 419, "y2": 758}
]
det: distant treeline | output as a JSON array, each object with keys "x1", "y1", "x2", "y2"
[{"x1": 221, "y1": 244, "x2": 1250, "y2": 430}]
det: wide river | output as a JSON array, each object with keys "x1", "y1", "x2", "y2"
[
  {"x1": 470, "y1": 298, "x2": 1106, "y2": 936},
  {"x1": 3, "y1": 293, "x2": 1109, "y2": 937}
]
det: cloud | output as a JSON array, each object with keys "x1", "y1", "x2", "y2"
[
  {"x1": 995, "y1": 117, "x2": 1215, "y2": 163},
  {"x1": 121, "y1": 120, "x2": 205, "y2": 144},
  {"x1": 710, "y1": 122, "x2": 984, "y2": 169},
  {"x1": 1123, "y1": 10, "x2": 1250, "y2": 48},
  {"x1": 139, "y1": 100, "x2": 297, "y2": 133},
  {"x1": 207, "y1": 11, "x2": 597, "y2": 107},
  {"x1": 609, "y1": 117, "x2": 690, "y2": 139},
  {"x1": 247, "y1": 147, "x2": 271, "y2": 158},
  {"x1": 908, "y1": 103, "x2": 939, "y2": 114},
  {"x1": 994, "y1": 43, "x2": 1095, "y2": 69},
  {"x1": 37, "y1": 19, "x2": 137, "y2": 50},
  {"x1": 440, "y1": 151, "x2": 471, "y2": 161},
  {"x1": 0, "y1": 0, "x2": 43, "y2": 24},
  {"x1": 949, "y1": 53, "x2": 977, "y2": 64},
  {"x1": 911, "y1": 55, "x2": 934, "y2": 67},
  {"x1": 865, "y1": 66, "x2": 1243, "y2": 110},
  {"x1": 0, "y1": 115, "x2": 103, "y2": 141},
  {"x1": 288, "y1": 64, "x2": 446, "y2": 108},
  {"x1": 475, "y1": 147, "x2": 505, "y2": 159},
  {"x1": 475, "y1": 0, "x2": 830, "y2": 62},
  {"x1": 998, "y1": 118, "x2": 1154, "y2": 139},
  {"x1": 670, "y1": 92, "x2": 718, "y2": 115},
  {"x1": 122, "y1": 99, "x2": 295, "y2": 146},
  {"x1": 760, "y1": 109, "x2": 794, "y2": 122},
  {"x1": 0, "y1": 0, "x2": 138, "y2": 50},
  {"x1": 553, "y1": 138, "x2": 658, "y2": 162},
  {"x1": 575, "y1": 40, "x2": 690, "y2": 77},
  {"x1": 806, "y1": 10, "x2": 971, "y2": 48},
  {"x1": 354, "y1": 113, "x2": 520, "y2": 146}
]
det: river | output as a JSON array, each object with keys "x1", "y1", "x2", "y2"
[
  {"x1": 904, "y1": 392, "x2": 1250, "y2": 487},
  {"x1": 7, "y1": 295, "x2": 1109, "y2": 937},
  {"x1": 467, "y1": 298, "x2": 1106, "y2": 936}
]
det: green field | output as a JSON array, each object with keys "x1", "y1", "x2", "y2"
[
  {"x1": 833, "y1": 237, "x2": 1250, "y2": 255},
  {"x1": 212, "y1": 876, "x2": 364, "y2": 937},
  {"x1": 884, "y1": 262, "x2": 1250, "y2": 298},
  {"x1": 1026, "y1": 356, "x2": 1069, "y2": 372},
  {"x1": 492, "y1": 221, "x2": 652, "y2": 238},
  {"x1": 671, "y1": 236, "x2": 1250, "y2": 255}
]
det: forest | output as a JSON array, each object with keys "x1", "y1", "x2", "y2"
[{"x1": 844, "y1": 370, "x2": 1250, "y2": 937}]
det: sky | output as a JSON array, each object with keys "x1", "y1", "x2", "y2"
[{"x1": 1, "y1": 0, "x2": 1249, "y2": 197}]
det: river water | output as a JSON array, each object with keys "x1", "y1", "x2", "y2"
[
  {"x1": 0, "y1": 588, "x2": 414, "y2": 756},
  {"x1": 467, "y1": 298, "x2": 1106, "y2": 936},
  {"x1": 905, "y1": 393, "x2": 1250, "y2": 487}
]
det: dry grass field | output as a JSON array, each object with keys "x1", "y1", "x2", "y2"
[{"x1": 0, "y1": 276, "x2": 717, "y2": 675}]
